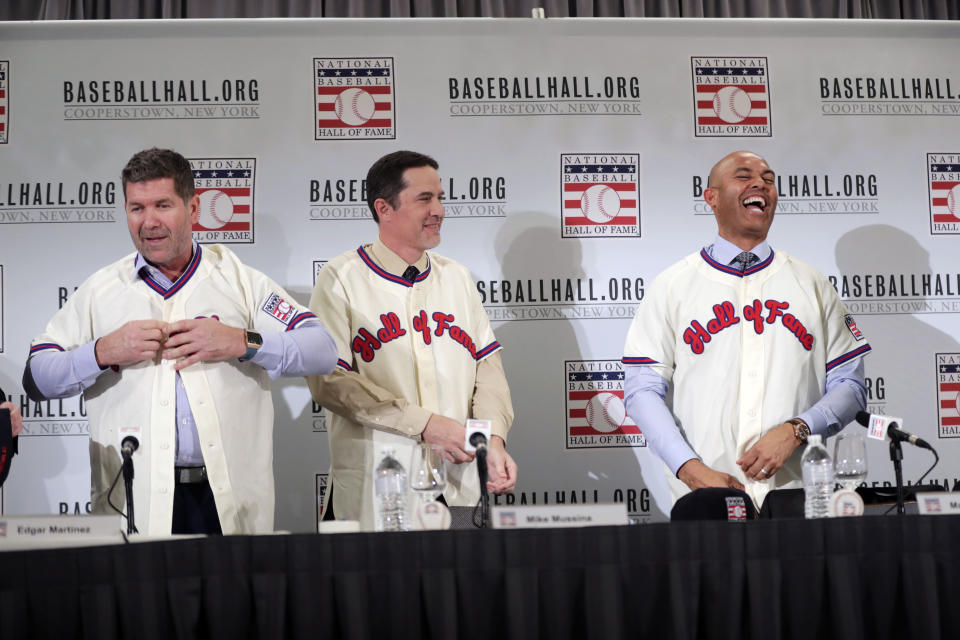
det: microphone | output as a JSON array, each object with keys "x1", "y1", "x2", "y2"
[
  {"x1": 121, "y1": 435, "x2": 140, "y2": 460},
  {"x1": 855, "y1": 411, "x2": 933, "y2": 450},
  {"x1": 469, "y1": 431, "x2": 487, "y2": 452}
]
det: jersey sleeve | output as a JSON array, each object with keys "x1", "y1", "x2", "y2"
[
  {"x1": 463, "y1": 266, "x2": 501, "y2": 362},
  {"x1": 243, "y1": 269, "x2": 318, "y2": 336},
  {"x1": 307, "y1": 261, "x2": 354, "y2": 372},
  {"x1": 818, "y1": 276, "x2": 872, "y2": 372},
  {"x1": 29, "y1": 280, "x2": 99, "y2": 357},
  {"x1": 622, "y1": 271, "x2": 677, "y2": 379}
]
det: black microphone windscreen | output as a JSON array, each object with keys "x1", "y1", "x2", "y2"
[{"x1": 855, "y1": 411, "x2": 871, "y2": 427}]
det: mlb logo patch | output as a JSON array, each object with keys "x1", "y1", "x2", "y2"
[
  {"x1": 262, "y1": 293, "x2": 297, "y2": 326},
  {"x1": 725, "y1": 496, "x2": 747, "y2": 521},
  {"x1": 936, "y1": 353, "x2": 960, "y2": 438},
  {"x1": 844, "y1": 314, "x2": 864, "y2": 341},
  {"x1": 189, "y1": 157, "x2": 256, "y2": 244},
  {"x1": 315, "y1": 57, "x2": 395, "y2": 141},
  {"x1": 0, "y1": 61, "x2": 8, "y2": 144},
  {"x1": 692, "y1": 57, "x2": 772, "y2": 137},
  {"x1": 565, "y1": 359, "x2": 645, "y2": 449},
  {"x1": 561, "y1": 154, "x2": 641, "y2": 239},
  {"x1": 926, "y1": 153, "x2": 960, "y2": 235}
]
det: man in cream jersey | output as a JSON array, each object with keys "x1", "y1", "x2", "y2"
[
  {"x1": 623, "y1": 150, "x2": 871, "y2": 510},
  {"x1": 24, "y1": 148, "x2": 337, "y2": 535},
  {"x1": 308, "y1": 150, "x2": 516, "y2": 529}
]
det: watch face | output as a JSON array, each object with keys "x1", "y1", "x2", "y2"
[{"x1": 247, "y1": 331, "x2": 263, "y2": 348}]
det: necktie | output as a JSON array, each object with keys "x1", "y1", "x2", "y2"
[
  {"x1": 401, "y1": 265, "x2": 420, "y2": 283},
  {"x1": 733, "y1": 251, "x2": 758, "y2": 272}
]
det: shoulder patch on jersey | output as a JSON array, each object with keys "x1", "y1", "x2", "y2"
[
  {"x1": 262, "y1": 292, "x2": 297, "y2": 326},
  {"x1": 844, "y1": 314, "x2": 865, "y2": 341}
]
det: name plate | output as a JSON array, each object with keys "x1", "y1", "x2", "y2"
[
  {"x1": 0, "y1": 515, "x2": 124, "y2": 550},
  {"x1": 491, "y1": 503, "x2": 628, "y2": 529},
  {"x1": 915, "y1": 493, "x2": 960, "y2": 515}
]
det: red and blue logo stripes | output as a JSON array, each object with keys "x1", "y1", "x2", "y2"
[
  {"x1": 826, "y1": 344, "x2": 872, "y2": 371},
  {"x1": 474, "y1": 341, "x2": 501, "y2": 361},
  {"x1": 30, "y1": 342, "x2": 64, "y2": 355},
  {"x1": 622, "y1": 356, "x2": 659, "y2": 365},
  {"x1": 287, "y1": 311, "x2": 318, "y2": 331},
  {"x1": 357, "y1": 246, "x2": 430, "y2": 287},
  {"x1": 336, "y1": 358, "x2": 352, "y2": 371},
  {"x1": 700, "y1": 248, "x2": 773, "y2": 277}
]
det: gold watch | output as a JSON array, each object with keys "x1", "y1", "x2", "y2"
[
  {"x1": 240, "y1": 330, "x2": 262, "y2": 361},
  {"x1": 786, "y1": 417, "x2": 810, "y2": 444}
]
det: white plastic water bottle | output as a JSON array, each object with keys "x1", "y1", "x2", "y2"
[
  {"x1": 802, "y1": 434, "x2": 834, "y2": 519},
  {"x1": 374, "y1": 448, "x2": 408, "y2": 532}
]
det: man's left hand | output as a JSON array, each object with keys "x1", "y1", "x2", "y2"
[
  {"x1": 161, "y1": 318, "x2": 245, "y2": 370},
  {"x1": 485, "y1": 435, "x2": 517, "y2": 494},
  {"x1": 737, "y1": 423, "x2": 801, "y2": 481}
]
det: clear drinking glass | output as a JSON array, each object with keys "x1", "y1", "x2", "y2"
[
  {"x1": 833, "y1": 430, "x2": 868, "y2": 491},
  {"x1": 409, "y1": 442, "x2": 446, "y2": 502}
]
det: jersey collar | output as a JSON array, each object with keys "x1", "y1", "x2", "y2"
[
  {"x1": 358, "y1": 239, "x2": 431, "y2": 287},
  {"x1": 134, "y1": 242, "x2": 203, "y2": 299},
  {"x1": 701, "y1": 236, "x2": 773, "y2": 277}
]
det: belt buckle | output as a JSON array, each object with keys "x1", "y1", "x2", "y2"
[{"x1": 176, "y1": 466, "x2": 207, "y2": 484}]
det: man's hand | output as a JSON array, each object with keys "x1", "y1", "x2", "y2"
[
  {"x1": 1, "y1": 402, "x2": 22, "y2": 437},
  {"x1": 161, "y1": 318, "x2": 246, "y2": 371},
  {"x1": 421, "y1": 414, "x2": 475, "y2": 464},
  {"x1": 486, "y1": 435, "x2": 517, "y2": 494},
  {"x1": 737, "y1": 423, "x2": 801, "y2": 481},
  {"x1": 95, "y1": 319, "x2": 167, "y2": 368},
  {"x1": 677, "y1": 459, "x2": 745, "y2": 491}
]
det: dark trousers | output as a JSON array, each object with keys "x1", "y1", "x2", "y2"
[{"x1": 172, "y1": 478, "x2": 222, "y2": 535}]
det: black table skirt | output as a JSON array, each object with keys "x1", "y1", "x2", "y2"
[{"x1": 2, "y1": 515, "x2": 959, "y2": 640}]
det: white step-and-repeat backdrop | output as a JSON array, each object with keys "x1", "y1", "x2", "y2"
[{"x1": 0, "y1": 18, "x2": 958, "y2": 530}]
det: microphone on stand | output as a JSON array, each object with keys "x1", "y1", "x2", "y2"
[
  {"x1": 466, "y1": 419, "x2": 492, "y2": 527},
  {"x1": 854, "y1": 411, "x2": 933, "y2": 450},
  {"x1": 121, "y1": 435, "x2": 139, "y2": 534}
]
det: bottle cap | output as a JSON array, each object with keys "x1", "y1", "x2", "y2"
[{"x1": 808, "y1": 434, "x2": 822, "y2": 445}]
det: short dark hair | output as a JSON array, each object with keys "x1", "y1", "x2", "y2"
[
  {"x1": 121, "y1": 148, "x2": 195, "y2": 204},
  {"x1": 365, "y1": 150, "x2": 439, "y2": 223}
]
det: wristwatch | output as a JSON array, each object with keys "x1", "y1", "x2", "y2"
[
  {"x1": 787, "y1": 417, "x2": 810, "y2": 444},
  {"x1": 239, "y1": 330, "x2": 262, "y2": 362}
]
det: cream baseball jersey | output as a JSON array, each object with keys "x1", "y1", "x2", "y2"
[
  {"x1": 623, "y1": 249, "x2": 871, "y2": 507},
  {"x1": 310, "y1": 244, "x2": 501, "y2": 529},
  {"x1": 28, "y1": 244, "x2": 317, "y2": 534}
]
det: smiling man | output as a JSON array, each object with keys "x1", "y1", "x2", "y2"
[
  {"x1": 622, "y1": 150, "x2": 871, "y2": 510},
  {"x1": 23, "y1": 148, "x2": 337, "y2": 535},
  {"x1": 307, "y1": 150, "x2": 516, "y2": 529}
]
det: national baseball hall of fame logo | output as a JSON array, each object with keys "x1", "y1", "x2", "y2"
[
  {"x1": 565, "y1": 360, "x2": 645, "y2": 449},
  {"x1": 561, "y1": 154, "x2": 640, "y2": 239},
  {"x1": 927, "y1": 154, "x2": 960, "y2": 235},
  {"x1": 0, "y1": 60, "x2": 9, "y2": 144},
  {"x1": 937, "y1": 353, "x2": 960, "y2": 438},
  {"x1": 314, "y1": 57, "x2": 395, "y2": 141},
  {"x1": 692, "y1": 57, "x2": 771, "y2": 137},
  {"x1": 189, "y1": 158, "x2": 255, "y2": 244}
]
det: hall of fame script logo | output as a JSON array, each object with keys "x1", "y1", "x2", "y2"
[
  {"x1": 937, "y1": 353, "x2": 960, "y2": 438},
  {"x1": 692, "y1": 57, "x2": 771, "y2": 137},
  {"x1": 565, "y1": 360, "x2": 645, "y2": 449},
  {"x1": 0, "y1": 61, "x2": 8, "y2": 144},
  {"x1": 927, "y1": 154, "x2": 960, "y2": 235},
  {"x1": 314, "y1": 57, "x2": 395, "y2": 140},
  {"x1": 189, "y1": 158, "x2": 255, "y2": 244},
  {"x1": 561, "y1": 154, "x2": 640, "y2": 238}
]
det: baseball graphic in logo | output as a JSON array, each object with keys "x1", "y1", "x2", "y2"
[
  {"x1": 692, "y1": 56, "x2": 771, "y2": 137},
  {"x1": 334, "y1": 88, "x2": 377, "y2": 126},
  {"x1": 585, "y1": 392, "x2": 627, "y2": 433},
  {"x1": 712, "y1": 86, "x2": 752, "y2": 124},
  {"x1": 926, "y1": 154, "x2": 960, "y2": 235},
  {"x1": 566, "y1": 359, "x2": 646, "y2": 449},
  {"x1": 315, "y1": 57, "x2": 395, "y2": 141},
  {"x1": 580, "y1": 185, "x2": 621, "y2": 224},
  {"x1": 561, "y1": 154, "x2": 641, "y2": 238},
  {"x1": 190, "y1": 157, "x2": 256, "y2": 244},
  {"x1": 198, "y1": 189, "x2": 234, "y2": 230}
]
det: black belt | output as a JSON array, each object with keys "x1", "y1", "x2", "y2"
[{"x1": 175, "y1": 466, "x2": 208, "y2": 484}]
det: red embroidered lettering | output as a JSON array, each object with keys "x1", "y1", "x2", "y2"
[
  {"x1": 764, "y1": 299, "x2": 789, "y2": 324},
  {"x1": 743, "y1": 299, "x2": 764, "y2": 334},
  {"x1": 376, "y1": 312, "x2": 406, "y2": 342},
  {"x1": 432, "y1": 311, "x2": 453, "y2": 337},
  {"x1": 351, "y1": 328, "x2": 381, "y2": 362},
  {"x1": 683, "y1": 320, "x2": 711, "y2": 354},
  {"x1": 706, "y1": 301, "x2": 740, "y2": 334},
  {"x1": 412, "y1": 310, "x2": 432, "y2": 345}
]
